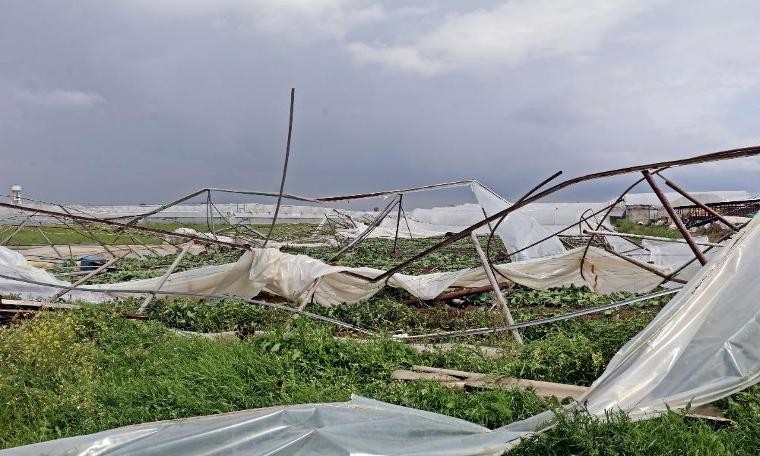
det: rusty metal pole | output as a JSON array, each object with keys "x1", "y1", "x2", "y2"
[
  {"x1": 0, "y1": 213, "x2": 36, "y2": 246},
  {"x1": 48, "y1": 251, "x2": 130, "y2": 302},
  {"x1": 642, "y1": 170, "x2": 707, "y2": 266},
  {"x1": 392, "y1": 194, "x2": 404, "y2": 253},
  {"x1": 470, "y1": 232, "x2": 523, "y2": 344},
  {"x1": 35, "y1": 224, "x2": 63, "y2": 258},
  {"x1": 659, "y1": 176, "x2": 740, "y2": 232},
  {"x1": 137, "y1": 241, "x2": 194, "y2": 315}
]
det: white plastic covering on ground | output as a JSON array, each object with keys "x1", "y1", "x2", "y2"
[
  {"x1": 581, "y1": 214, "x2": 760, "y2": 418},
  {"x1": 0, "y1": 396, "x2": 529, "y2": 456},
  {"x1": 604, "y1": 233, "x2": 723, "y2": 285},
  {"x1": 87, "y1": 245, "x2": 667, "y2": 305},
  {"x1": 1, "y1": 242, "x2": 668, "y2": 304},
  {"x1": 0, "y1": 247, "x2": 70, "y2": 298}
]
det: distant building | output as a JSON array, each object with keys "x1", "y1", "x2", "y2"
[
  {"x1": 622, "y1": 190, "x2": 751, "y2": 224},
  {"x1": 624, "y1": 204, "x2": 659, "y2": 224}
]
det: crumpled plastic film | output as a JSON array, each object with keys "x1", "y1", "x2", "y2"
[
  {"x1": 582, "y1": 215, "x2": 760, "y2": 418},
  {"x1": 470, "y1": 183, "x2": 566, "y2": 261},
  {"x1": 1, "y1": 242, "x2": 669, "y2": 305},
  {"x1": 88, "y1": 246, "x2": 667, "y2": 305},
  {"x1": 0, "y1": 396, "x2": 529, "y2": 456}
]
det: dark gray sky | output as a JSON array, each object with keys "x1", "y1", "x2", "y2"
[{"x1": 2, "y1": 0, "x2": 759, "y2": 206}]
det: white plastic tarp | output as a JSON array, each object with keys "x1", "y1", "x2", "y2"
[
  {"x1": 87, "y1": 246, "x2": 668, "y2": 305},
  {"x1": 470, "y1": 183, "x2": 565, "y2": 261},
  {"x1": 0, "y1": 247, "x2": 98, "y2": 301}
]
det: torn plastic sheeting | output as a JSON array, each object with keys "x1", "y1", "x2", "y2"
[
  {"x1": 0, "y1": 247, "x2": 99, "y2": 301},
  {"x1": 581, "y1": 214, "x2": 760, "y2": 419},
  {"x1": 0, "y1": 395, "x2": 529, "y2": 456},
  {"x1": 470, "y1": 183, "x2": 566, "y2": 261},
  {"x1": 87, "y1": 245, "x2": 668, "y2": 306}
]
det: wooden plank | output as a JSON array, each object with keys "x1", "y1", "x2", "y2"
[{"x1": 401, "y1": 365, "x2": 728, "y2": 421}]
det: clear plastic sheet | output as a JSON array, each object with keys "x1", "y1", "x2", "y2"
[
  {"x1": 470, "y1": 183, "x2": 566, "y2": 261},
  {"x1": 0, "y1": 396, "x2": 528, "y2": 456},
  {"x1": 641, "y1": 237, "x2": 708, "y2": 269},
  {"x1": 583, "y1": 215, "x2": 760, "y2": 418}
]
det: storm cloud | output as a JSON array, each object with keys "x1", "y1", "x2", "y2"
[{"x1": 1, "y1": 0, "x2": 759, "y2": 206}]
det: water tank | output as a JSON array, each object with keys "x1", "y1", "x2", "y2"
[{"x1": 9, "y1": 185, "x2": 21, "y2": 205}]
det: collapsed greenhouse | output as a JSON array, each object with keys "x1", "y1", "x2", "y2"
[{"x1": 1, "y1": 145, "x2": 759, "y2": 455}]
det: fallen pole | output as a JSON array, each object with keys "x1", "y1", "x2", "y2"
[
  {"x1": 602, "y1": 246, "x2": 688, "y2": 284},
  {"x1": 35, "y1": 225, "x2": 64, "y2": 258},
  {"x1": 263, "y1": 88, "x2": 296, "y2": 248},
  {"x1": 660, "y1": 175, "x2": 740, "y2": 232},
  {"x1": 47, "y1": 251, "x2": 130, "y2": 302},
  {"x1": 137, "y1": 241, "x2": 194, "y2": 314},
  {"x1": 0, "y1": 212, "x2": 36, "y2": 246},
  {"x1": 394, "y1": 288, "x2": 680, "y2": 341},
  {"x1": 329, "y1": 196, "x2": 399, "y2": 262},
  {"x1": 371, "y1": 146, "x2": 760, "y2": 283},
  {"x1": 642, "y1": 171, "x2": 707, "y2": 266},
  {"x1": 470, "y1": 232, "x2": 523, "y2": 344}
]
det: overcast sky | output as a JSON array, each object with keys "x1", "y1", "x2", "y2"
[{"x1": 2, "y1": 0, "x2": 759, "y2": 206}]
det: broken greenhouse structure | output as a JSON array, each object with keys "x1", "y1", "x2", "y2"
[{"x1": 1, "y1": 145, "x2": 759, "y2": 455}]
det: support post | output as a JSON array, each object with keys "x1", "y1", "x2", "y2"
[
  {"x1": 392, "y1": 194, "x2": 403, "y2": 253},
  {"x1": 470, "y1": 232, "x2": 523, "y2": 344},
  {"x1": 660, "y1": 176, "x2": 740, "y2": 232},
  {"x1": 1, "y1": 213, "x2": 36, "y2": 245},
  {"x1": 35, "y1": 225, "x2": 63, "y2": 258},
  {"x1": 642, "y1": 170, "x2": 707, "y2": 266},
  {"x1": 329, "y1": 196, "x2": 398, "y2": 262},
  {"x1": 137, "y1": 241, "x2": 194, "y2": 315}
]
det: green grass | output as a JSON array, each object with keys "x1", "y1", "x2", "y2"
[
  {"x1": 2, "y1": 308, "x2": 759, "y2": 454},
  {"x1": 0, "y1": 225, "x2": 164, "y2": 246},
  {"x1": 0, "y1": 309, "x2": 545, "y2": 448},
  {"x1": 613, "y1": 219, "x2": 683, "y2": 239},
  {"x1": 0, "y1": 222, "x2": 330, "y2": 247}
]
